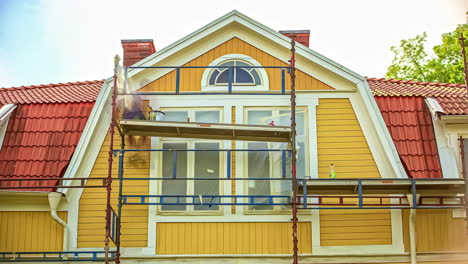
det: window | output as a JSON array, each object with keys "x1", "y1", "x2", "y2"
[
  {"x1": 159, "y1": 108, "x2": 223, "y2": 213},
  {"x1": 201, "y1": 54, "x2": 269, "y2": 91},
  {"x1": 245, "y1": 108, "x2": 308, "y2": 211},
  {"x1": 209, "y1": 60, "x2": 261, "y2": 86}
]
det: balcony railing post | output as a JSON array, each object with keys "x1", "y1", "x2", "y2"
[
  {"x1": 175, "y1": 68, "x2": 180, "y2": 94},
  {"x1": 281, "y1": 150, "x2": 287, "y2": 178},
  {"x1": 172, "y1": 151, "x2": 177, "y2": 179},
  {"x1": 227, "y1": 150, "x2": 231, "y2": 179},
  {"x1": 281, "y1": 68, "x2": 286, "y2": 94}
]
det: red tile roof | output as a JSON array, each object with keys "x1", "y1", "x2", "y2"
[
  {"x1": 0, "y1": 80, "x2": 104, "y2": 191},
  {"x1": 367, "y1": 78, "x2": 468, "y2": 115},
  {"x1": 373, "y1": 95, "x2": 443, "y2": 178},
  {"x1": 0, "y1": 80, "x2": 103, "y2": 104}
]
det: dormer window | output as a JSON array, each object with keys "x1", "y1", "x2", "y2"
[{"x1": 201, "y1": 54, "x2": 269, "y2": 91}]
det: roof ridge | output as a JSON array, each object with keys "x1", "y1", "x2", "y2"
[
  {"x1": 366, "y1": 77, "x2": 466, "y2": 88},
  {"x1": 1, "y1": 79, "x2": 105, "y2": 90}
]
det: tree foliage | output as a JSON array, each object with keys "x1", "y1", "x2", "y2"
[{"x1": 386, "y1": 23, "x2": 468, "y2": 83}]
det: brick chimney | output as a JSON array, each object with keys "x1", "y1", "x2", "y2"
[
  {"x1": 121, "y1": 39, "x2": 156, "y2": 67},
  {"x1": 279, "y1": 30, "x2": 310, "y2": 47}
]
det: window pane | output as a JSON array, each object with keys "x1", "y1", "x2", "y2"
[
  {"x1": 279, "y1": 111, "x2": 305, "y2": 135},
  {"x1": 165, "y1": 111, "x2": 188, "y2": 122},
  {"x1": 194, "y1": 142, "x2": 220, "y2": 211},
  {"x1": 161, "y1": 143, "x2": 187, "y2": 211},
  {"x1": 235, "y1": 61, "x2": 250, "y2": 67},
  {"x1": 247, "y1": 110, "x2": 271, "y2": 126},
  {"x1": 247, "y1": 142, "x2": 272, "y2": 210},
  {"x1": 195, "y1": 111, "x2": 220, "y2": 123},
  {"x1": 235, "y1": 68, "x2": 254, "y2": 84},
  {"x1": 219, "y1": 61, "x2": 234, "y2": 67},
  {"x1": 280, "y1": 110, "x2": 307, "y2": 178},
  {"x1": 251, "y1": 70, "x2": 261, "y2": 85},
  {"x1": 209, "y1": 69, "x2": 219, "y2": 85},
  {"x1": 216, "y1": 70, "x2": 229, "y2": 84}
]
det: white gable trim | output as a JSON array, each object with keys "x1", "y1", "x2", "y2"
[
  {"x1": 128, "y1": 10, "x2": 362, "y2": 84},
  {"x1": 59, "y1": 79, "x2": 113, "y2": 195}
]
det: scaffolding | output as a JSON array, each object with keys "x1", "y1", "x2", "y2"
[{"x1": 1, "y1": 38, "x2": 467, "y2": 264}]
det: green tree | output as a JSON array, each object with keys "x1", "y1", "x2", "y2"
[{"x1": 386, "y1": 23, "x2": 468, "y2": 83}]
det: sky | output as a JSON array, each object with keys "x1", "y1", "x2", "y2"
[{"x1": 0, "y1": 0, "x2": 467, "y2": 88}]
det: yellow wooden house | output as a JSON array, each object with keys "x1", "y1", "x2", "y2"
[{"x1": 0, "y1": 10, "x2": 467, "y2": 264}]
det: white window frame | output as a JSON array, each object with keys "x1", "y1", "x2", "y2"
[
  {"x1": 242, "y1": 106, "x2": 309, "y2": 214},
  {"x1": 201, "y1": 54, "x2": 269, "y2": 92},
  {"x1": 156, "y1": 107, "x2": 226, "y2": 215}
]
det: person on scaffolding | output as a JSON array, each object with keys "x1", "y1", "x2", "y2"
[{"x1": 121, "y1": 94, "x2": 146, "y2": 120}]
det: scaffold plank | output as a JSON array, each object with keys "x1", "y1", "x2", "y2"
[{"x1": 119, "y1": 120, "x2": 291, "y2": 142}]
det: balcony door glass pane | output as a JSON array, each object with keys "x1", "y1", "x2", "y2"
[
  {"x1": 161, "y1": 143, "x2": 187, "y2": 211},
  {"x1": 194, "y1": 142, "x2": 220, "y2": 210}
]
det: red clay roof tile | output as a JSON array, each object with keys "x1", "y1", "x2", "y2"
[
  {"x1": 374, "y1": 96, "x2": 443, "y2": 178},
  {"x1": 368, "y1": 78, "x2": 468, "y2": 115},
  {"x1": 0, "y1": 81, "x2": 103, "y2": 190}
]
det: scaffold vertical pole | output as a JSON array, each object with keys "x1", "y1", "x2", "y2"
[
  {"x1": 460, "y1": 136, "x2": 467, "y2": 231},
  {"x1": 104, "y1": 55, "x2": 120, "y2": 263},
  {"x1": 460, "y1": 33, "x2": 468, "y2": 232},
  {"x1": 290, "y1": 36, "x2": 299, "y2": 264}
]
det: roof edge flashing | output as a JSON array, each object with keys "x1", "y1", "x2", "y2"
[
  {"x1": 425, "y1": 97, "x2": 445, "y2": 117},
  {"x1": 0, "y1": 104, "x2": 16, "y2": 151},
  {"x1": 0, "y1": 104, "x2": 16, "y2": 125}
]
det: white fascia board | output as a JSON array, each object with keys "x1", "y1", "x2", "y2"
[
  {"x1": 127, "y1": 10, "x2": 364, "y2": 85},
  {"x1": 357, "y1": 80, "x2": 409, "y2": 179},
  {"x1": 59, "y1": 78, "x2": 113, "y2": 195}
]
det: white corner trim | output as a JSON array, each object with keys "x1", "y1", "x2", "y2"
[
  {"x1": 390, "y1": 209, "x2": 404, "y2": 252},
  {"x1": 357, "y1": 81, "x2": 408, "y2": 179},
  {"x1": 0, "y1": 104, "x2": 16, "y2": 151},
  {"x1": 200, "y1": 54, "x2": 269, "y2": 92}
]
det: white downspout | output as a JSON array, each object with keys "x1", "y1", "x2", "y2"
[
  {"x1": 407, "y1": 194, "x2": 420, "y2": 264},
  {"x1": 48, "y1": 192, "x2": 69, "y2": 252}
]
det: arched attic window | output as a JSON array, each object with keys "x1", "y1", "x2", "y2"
[{"x1": 201, "y1": 54, "x2": 269, "y2": 91}]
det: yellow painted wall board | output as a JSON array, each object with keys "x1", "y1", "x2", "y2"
[
  {"x1": 140, "y1": 37, "x2": 334, "y2": 92},
  {"x1": 77, "y1": 132, "x2": 149, "y2": 248},
  {"x1": 402, "y1": 209, "x2": 468, "y2": 252},
  {"x1": 156, "y1": 222, "x2": 311, "y2": 255},
  {"x1": 0, "y1": 211, "x2": 67, "y2": 252}
]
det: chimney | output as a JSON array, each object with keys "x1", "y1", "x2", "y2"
[
  {"x1": 279, "y1": 30, "x2": 310, "y2": 47},
  {"x1": 121, "y1": 39, "x2": 156, "y2": 67}
]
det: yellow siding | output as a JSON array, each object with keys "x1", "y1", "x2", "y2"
[
  {"x1": 317, "y1": 98, "x2": 381, "y2": 179},
  {"x1": 0, "y1": 211, "x2": 67, "y2": 252},
  {"x1": 402, "y1": 209, "x2": 468, "y2": 252},
  {"x1": 78, "y1": 132, "x2": 149, "y2": 248},
  {"x1": 156, "y1": 222, "x2": 312, "y2": 255},
  {"x1": 320, "y1": 209, "x2": 392, "y2": 246},
  {"x1": 317, "y1": 98, "x2": 391, "y2": 246},
  {"x1": 140, "y1": 37, "x2": 334, "y2": 92}
]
